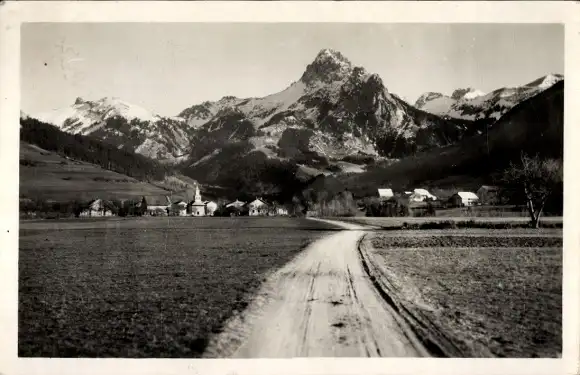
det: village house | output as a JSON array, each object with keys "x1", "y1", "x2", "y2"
[
  {"x1": 79, "y1": 199, "x2": 114, "y2": 217},
  {"x1": 409, "y1": 188, "x2": 437, "y2": 202},
  {"x1": 226, "y1": 199, "x2": 246, "y2": 209},
  {"x1": 247, "y1": 198, "x2": 269, "y2": 216},
  {"x1": 378, "y1": 188, "x2": 394, "y2": 200},
  {"x1": 170, "y1": 200, "x2": 188, "y2": 216},
  {"x1": 141, "y1": 196, "x2": 171, "y2": 216},
  {"x1": 449, "y1": 191, "x2": 480, "y2": 207},
  {"x1": 225, "y1": 199, "x2": 246, "y2": 216}
]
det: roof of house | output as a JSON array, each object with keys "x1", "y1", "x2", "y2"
[
  {"x1": 456, "y1": 192, "x2": 479, "y2": 200},
  {"x1": 413, "y1": 188, "x2": 434, "y2": 196},
  {"x1": 226, "y1": 199, "x2": 246, "y2": 207},
  {"x1": 142, "y1": 195, "x2": 171, "y2": 206},
  {"x1": 378, "y1": 188, "x2": 394, "y2": 197},
  {"x1": 248, "y1": 198, "x2": 268, "y2": 206}
]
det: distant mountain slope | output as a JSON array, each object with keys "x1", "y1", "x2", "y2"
[
  {"x1": 31, "y1": 97, "x2": 194, "y2": 162},
  {"x1": 345, "y1": 80, "x2": 564, "y2": 197},
  {"x1": 415, "y1": 74, "x2": 563, "y2": 121}
]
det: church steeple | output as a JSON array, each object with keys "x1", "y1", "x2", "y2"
[{"x1": 194, "y1": 184, "x2": 202, "y2": 203}]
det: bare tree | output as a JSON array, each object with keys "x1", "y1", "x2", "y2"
[{"x1": 502, "y1": 154, "x2": 563, "y2": 228}]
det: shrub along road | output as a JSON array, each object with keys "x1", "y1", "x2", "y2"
[{"x1": 204, "y1": 219, "x2": 433, "y2": 358}]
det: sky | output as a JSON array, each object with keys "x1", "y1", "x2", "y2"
[{"x1": 21, "y1": 23, "x2": 564, "y2": 117}]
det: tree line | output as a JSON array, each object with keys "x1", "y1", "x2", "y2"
[{"x1": 20, "y1": 117, "x2": 170, "y2": 181}]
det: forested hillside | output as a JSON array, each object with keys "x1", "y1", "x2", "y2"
[{"x1": 20, "y1": 117, "x2": 170, "y2": 181}]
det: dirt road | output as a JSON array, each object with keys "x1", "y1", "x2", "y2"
[{"x1": 203, "y1": 218, "x2": 429, "y2": 358}]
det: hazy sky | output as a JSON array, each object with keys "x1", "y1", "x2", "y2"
[{"x1": 22, "y1": 23, "x2": 564, "y2": 117}]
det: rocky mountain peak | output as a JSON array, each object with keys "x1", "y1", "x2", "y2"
[
  {"x1": 74, "y1": 97, "x2": 85, "y2": 105},
  {"x1": 415, "y1": 92, "x2": 444, "y2": 108},
  {"x1": 451, "y1": 87, "x2": 485, "y2": 101},
  {"x1": 300, "y1": 48, "x2": 354, "y2": 86}
]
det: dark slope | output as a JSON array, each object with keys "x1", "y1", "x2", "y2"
[{"x1": 342, "y1": 81, "x2": 564, "y2": 197}]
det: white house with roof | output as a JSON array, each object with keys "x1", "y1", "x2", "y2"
[
  {"x1": 248, "y1": 198, "x2": 269, "y2": 216},
  {"x1": 79, "y1": 199, "x2": 114, "y2": 217},
  {"x1": 450, "y1": 191, "x2": 480, "y2": 207},
  {"x1": 378, "y1": 188, "x2": 394, "y2": 200},
  {"x1": 409, "y1": 188, "x2": 437, "y2": 202}
]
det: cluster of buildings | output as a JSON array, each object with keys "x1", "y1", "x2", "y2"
[
  {"x1": 78, "y1": 185, "x2": 290, "y2": 218},
  {"x1": 143, "y1": 185, "x2": 218, "y2": 217},
  {"x1": 377, "y1": 185, "x2": 500, "y2": 207},
  {"x1": 223, "y1": 197, "x2": 289, "y2": 217}
]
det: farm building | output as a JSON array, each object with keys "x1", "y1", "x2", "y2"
[
  {"x1": 142, "y1": 196, "x2": 171, "y2": 216},
  {"x1": 170, "y1": 200, "x2": 188, "y2": 216},
  {"x1": 477, "y1": 185, "x2": 501, "y2": 205},
  {"x1": 378, "y1": 188, "x2": 394, "y2": 200},
  {"x1": 79, "y1": 199, "x2": 114, "y2": 217},
  {"x1": 409, "y1": 188, "x2": 437, "y2": 202},
  {"x1": 247, "y1": 198, "x2": 269, "y2": 216},
  {"x1": 449, "y1": 192, "x2": 480, "y2": 207}
]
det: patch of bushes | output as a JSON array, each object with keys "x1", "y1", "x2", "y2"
[{"x1": 393, "y1": 220, "x2": 563, "y2": 230}]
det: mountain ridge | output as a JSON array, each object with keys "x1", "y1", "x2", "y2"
[
  {"x1": 27, "y1": 48, "x2": 564, "y2": 202},
  {"x1": 415, "y1": 74, "x2": 563, "y2": 121}
]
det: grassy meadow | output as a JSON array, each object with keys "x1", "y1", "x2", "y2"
[
  {"x1": 19, "y1": 142, "x2": 171, "y2": 201},
  {"x1": 18, "y1": 217, "x2": 339, "y2": 357},
  {"x1": 366, "y1": 231, "x2": 562, "y2": 357}
]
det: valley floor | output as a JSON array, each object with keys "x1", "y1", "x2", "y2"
[
  {"x1": 18, "y1": 216, "x2": 563, "y2": 358},
  {"x1": 18, "y1": 217, "x2": 338, "y2": 357}
]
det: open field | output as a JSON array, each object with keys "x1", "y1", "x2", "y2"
[
  {"x1": 19, "y1": 142, "x2": 171, "y2": 201},
  {"x1": 18, "y1": 217, "x2": 339, "y2": 357},
  {"x1": 362, "y1": 232, "x2": 562, "y2": 357}
]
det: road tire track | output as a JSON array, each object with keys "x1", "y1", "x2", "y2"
[{"x1": 203, "y1": 218, "x2": 430, "y2": 358}]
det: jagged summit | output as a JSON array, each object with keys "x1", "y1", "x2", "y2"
[
  {"x1": 300, "y1": 48, "x2": 355, "y2": 86},
  {"x1": 524, "y1": 73, "x2": 563, "y2": 90},
  {"x1": 74, "y1": 97, "x2": 85, "y2": 105},
  {"x1": 415, "y1": 92, "x2": 445, "y2": 108}
]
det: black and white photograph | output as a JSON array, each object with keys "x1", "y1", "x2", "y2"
[{"x1": 1, "y1": 2, "x2": 579, "y2": 375}]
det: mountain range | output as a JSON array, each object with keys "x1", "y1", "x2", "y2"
[
  {"x1": 25, "y1": 48, "x2": 564, "y2": 200},
  {"x1": 414, "y1": 74, "x2": 563, "y2": 121}
]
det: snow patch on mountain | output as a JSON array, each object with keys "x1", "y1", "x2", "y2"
[
  {"x1": 31, "y1": 97, "x2": 193, "y2": 162},
  {"x1": 463, "y1": 89, "x2": 486, "y2": 100},
  {"x1": 415, "y1": 74, "x2": 563, "y2": 121}
]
